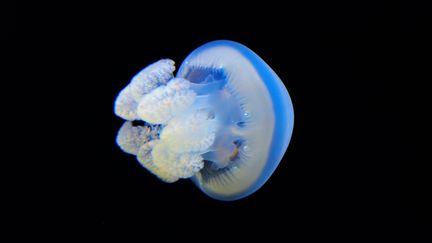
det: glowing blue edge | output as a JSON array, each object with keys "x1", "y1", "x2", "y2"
[{"x1": 178, "y1": 40, "x2": 295, "y2": 201}]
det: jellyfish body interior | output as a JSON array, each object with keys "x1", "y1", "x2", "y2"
[{"x1": 114, "y1": 40, "x2": 294, "y2": 201}]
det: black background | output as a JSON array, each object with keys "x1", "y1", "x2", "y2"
[{"x1": 13, "y1": 0, "x2": 429, "y2": 240}]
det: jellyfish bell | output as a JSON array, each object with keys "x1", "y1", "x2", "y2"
[
  {"x1": 177, "y1": 40, "x2": 294, "y2": 200},
  {"x1": 114, "y1": 40, "x2": 294, "y2": 201}
]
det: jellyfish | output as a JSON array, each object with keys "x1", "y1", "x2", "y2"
[{"x1": 114, "y1": 40, "x2": 294, "y2": 201}]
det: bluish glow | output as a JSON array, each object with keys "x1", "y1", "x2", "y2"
[{"x1": 114, "y1": 40, "x2": 294, "y2": 201}]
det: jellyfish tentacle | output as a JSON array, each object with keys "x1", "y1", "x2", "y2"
[
  {"x1": 137, "y1": 140, "x2": 180, "y2": 183},
  {"x1": 129, "y1": 59, "x2": 175, "y2": 102},
  {"x1": 116, "y1": 121, "x2": 161, "y2": 155},
  {"x1": 150, "y1": 141, "x2": 204, "y2": 182},
  {"x1": 114, "y1": 86, "x2": 140, "y2": 120},
  {"x1": 114, "y1": 59, "x2": 175, "y2": 121},
  {"x1": 159, "y1": 108, "x2": 218, "y2": 154},
  {"x1": 137, "y1": 78, "x2": 196, "y2": 124}
]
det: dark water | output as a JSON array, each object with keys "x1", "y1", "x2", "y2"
[{"x1": 16, "y1": 1, "x2": 428, "y2": 240}]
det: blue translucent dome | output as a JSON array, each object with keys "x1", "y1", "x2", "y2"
[{"x1": 114, "y1": 40, "x2": 294, "y2": 201}]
